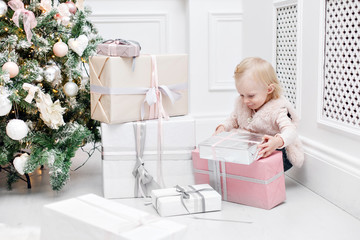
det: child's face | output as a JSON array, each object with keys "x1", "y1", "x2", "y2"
[{"x1": 236, "y1": 74, "x2": 273, "y2": 111}]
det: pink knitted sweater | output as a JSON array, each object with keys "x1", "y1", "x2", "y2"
[{"x1": 221, "y1": 96, "x2": 304, "y2": 167}]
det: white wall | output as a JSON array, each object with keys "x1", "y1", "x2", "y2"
[
  {"x1": 242, "y1": 0, "x2": 274, "y2": 62},
  {"x1": 86, "y1": 0, "x2": 360, "y2": 219},
  {"x1": 87, "y1": 0, "x2": 187, "y2": 54},
  {"x1": 186, "y1": 0, "x2": 242, "y2": 143}
]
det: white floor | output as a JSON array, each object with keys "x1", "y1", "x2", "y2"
[{"x1": 1, "y1": 148, "x2": 360, "y2": 240}]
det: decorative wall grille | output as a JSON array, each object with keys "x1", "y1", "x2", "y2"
[
  {"x1": 275, "y1": 4, "x2": 298, "y2": 107},
  {"x1": 323, "y1": 0, "x2": 360, "y2": 128}
]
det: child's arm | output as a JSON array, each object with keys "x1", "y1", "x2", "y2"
[
  {"x1": 213, "y1": 125, "x2": 225, "y2": 135},
  {"x1": 213, "y1": 112, "x2": 239, "y2": 135},
  {"x1": 258, "y1": 108, "x2": 297, "y2": 157},
  {"x1": 275, "y1": 108, "x2": 297, "y2": 147},
  {"x1": 258, "y1": 135, "x2": 284, "y2": 158}
]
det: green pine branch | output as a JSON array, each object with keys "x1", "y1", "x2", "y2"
[{"x1": 0, "y1": 0, "x2": 103, "y2": 191}]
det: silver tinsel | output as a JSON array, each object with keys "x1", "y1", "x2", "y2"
[{"x1": 44, "y1": 64, "x2": 62, "y2": 86}]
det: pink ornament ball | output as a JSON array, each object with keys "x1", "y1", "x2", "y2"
[
  {"x1": 66, "y1": 1, "x2": 77, "y2": 14},
  {"x1": 2, "y1": 61, "x2": 19, "y2": 78},
  {"x1": 53, "y1": 41, "x2": 69, "y2": 57}
]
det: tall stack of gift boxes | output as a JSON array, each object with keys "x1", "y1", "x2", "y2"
[{"x1": 40, "y1": 40, "x2": 286, "y2": 239}]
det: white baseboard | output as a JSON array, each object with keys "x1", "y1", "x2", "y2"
[{"x1": 286, "y1": 136, "x2": 360, "y2": 220}]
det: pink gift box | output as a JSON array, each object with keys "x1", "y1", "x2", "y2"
[
  {"x1": 192, "y1": 149, "x2": 286, "y2": 210},
  {"x1": 96, "y1": 39, "x2": 140, "y2": 57}
]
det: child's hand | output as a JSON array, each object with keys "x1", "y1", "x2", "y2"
[
  {"x1": 257, "y1": 135, "x2": 284, "y2": 158},
  {"x1": 213, "y1": 125, "x2": 225, "y2": 136}
]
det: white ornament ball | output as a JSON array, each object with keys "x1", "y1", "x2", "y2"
[
  {"x1": 0, "y1": 94, "x2": 12, "y2": 116},
  {"x1": 63, "y1": 82, "x2": 79, "y2": 97},
  {"x1": 13, "y1": 153, "x2": 29, "y2": 175},
  {"x1": 53, "y1": 41, "x2": 68, "y2": 57},
  {"x1": 2, "y1": 62, "x2": 19, "y2": 78},
  {"x1": 0, "y1": 0, "x2": 7, "y2": 17},
  {"x1": 6, "y1": 119, "x2": 29, "y2": 141}
]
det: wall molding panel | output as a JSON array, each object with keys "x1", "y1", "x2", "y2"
[
  {"x1": 89, "y1": 13, "x2": 169, "y2": 53},
  {"x1": 208, "y1": 12, "x2": 242, "y2": 91}
]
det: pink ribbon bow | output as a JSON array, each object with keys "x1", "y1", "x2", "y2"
[
  {"x1": 148, "y1": 55, "x2": 169, "y2": 120},
  {"x1": 8, "y1": 0, "x2": 37, "y2": 43}
]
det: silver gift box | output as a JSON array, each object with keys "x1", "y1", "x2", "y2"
[{"x1": 198, "y1": 130, "x2": 263, "y2": 165}]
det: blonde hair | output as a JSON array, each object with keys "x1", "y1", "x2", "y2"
[{"x1": 233, "y1": 57, "x2": 282, "y2": 99}]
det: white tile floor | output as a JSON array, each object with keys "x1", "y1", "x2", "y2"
[{"x1": 1, "y1": 149, "x2": 360, "y2": 240}]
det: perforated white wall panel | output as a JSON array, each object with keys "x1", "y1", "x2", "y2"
[
  {"x1": 276, "y1": 4, "x2": 298, "y2": 107},
  {"x1": 323, "y1": 0, "x2": 360, "y2": 128}
]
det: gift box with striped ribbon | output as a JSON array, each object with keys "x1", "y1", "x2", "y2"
[{"x1": 192, "y1": 148, "x2": 286, "y2": 210}]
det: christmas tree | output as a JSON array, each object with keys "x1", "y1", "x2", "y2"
[{"x1": 0, "y1": 0, "x2": 102, "y2": 191}]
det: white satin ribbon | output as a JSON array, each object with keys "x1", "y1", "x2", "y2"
[
  {"x1": 132, "y1": 121, "x2": 160, "y2": 198},
  {"x1": 90, "y1": 82, "x2": 187, "y2": 120},
  {"x1": 22, "y1": 83, "x2": 40, "y2": 103},
  {"x1": 210, "y1": 132, "x2": 261, "y2": 162},
  {"x1": 154, "y1": 185, "x2": 214, "y2": 214},
  {"x1": 193, "y1": 167, "x2": 284, "y2": 201}
]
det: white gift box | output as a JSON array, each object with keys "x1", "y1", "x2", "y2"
[
  {"x1": 101, "y1": 116, "x2": 196, "y2": 198},
  {"x1": 198, "y1": 130, "x2": 263, "y2": 165},
  {"x1": 151, "y1": 184, "x2": 222, "y2": 217},
  {"x1": 40, "y1": 194, "x2": 186, "y2": 240}
]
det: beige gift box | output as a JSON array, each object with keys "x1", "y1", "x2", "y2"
[{"x1": 89, "y1": 54, "x2": 188, "y2": 124}]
